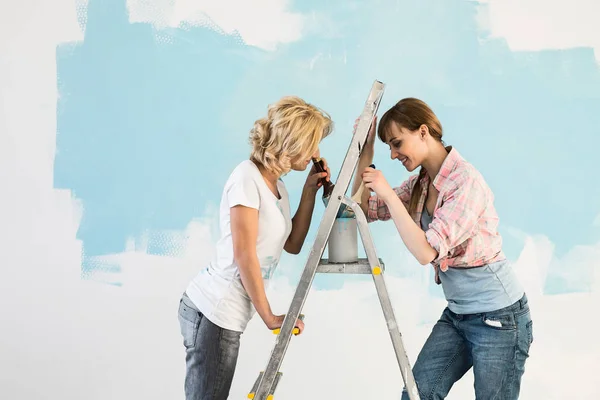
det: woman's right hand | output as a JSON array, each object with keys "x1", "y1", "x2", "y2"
[{"x1": 266, "y1": 314, "x2": 305, "y2": 335}]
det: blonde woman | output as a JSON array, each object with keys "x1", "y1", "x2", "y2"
[{"x1": 178, "y1": 96, "x2": 334, "y2": 400}]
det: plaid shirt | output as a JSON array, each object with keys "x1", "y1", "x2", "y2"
[{"x1": 367, "y1": 146, "x2": 505, "y2": 284}]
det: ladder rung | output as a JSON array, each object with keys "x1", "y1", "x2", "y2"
[{"x1": 317, "y1": 258, "x2": 385, "y2": 274}]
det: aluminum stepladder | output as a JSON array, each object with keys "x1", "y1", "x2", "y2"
[{"x1": 247, "y1": 80, "x2": 421, "y2": 400}]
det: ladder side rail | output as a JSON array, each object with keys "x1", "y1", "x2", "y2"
[{"x1": 342, "y1": 195, "x2": 421, "y2": 400}]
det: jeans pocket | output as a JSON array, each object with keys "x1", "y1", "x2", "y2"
[
  {"x1": 526, "y1": 320, "x2": 534, "y2": 345},
  {"x1": 481, "y1": 311, "x2": 516, "y2": 331},
  {"x1": 220, "y1": 326, "x2": 242, "y2": 347},
  {"x1": 178, "y1": 300, "x2": 200, "y2": 349}
]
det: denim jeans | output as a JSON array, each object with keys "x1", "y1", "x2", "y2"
[
  {"x1": 178, "y1": 293, "x2": 242, "y2": 400},
  {"x1": 402, "y1": 294, "x2": 533, "y2": 400}
]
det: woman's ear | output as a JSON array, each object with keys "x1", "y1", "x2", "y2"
[{"x1": 420, "y1": 124, "x2": 429, "y2": 140}]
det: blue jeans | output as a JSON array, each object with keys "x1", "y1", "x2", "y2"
[
  {"x1": 178, "y1": 293, "x2": 242, "y2": 400},
  {"x1": 402, "y1": 294, "x2": 533, "y2": 400}
]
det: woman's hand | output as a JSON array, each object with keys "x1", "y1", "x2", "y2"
[
  {"x1": 304, "y1": 157, "x2": 331, "y2": 194},
  {"x1": 362, "y1": 166, "x2": 394, "y2": 201},
  {"x1": 266, "y1": 314, "x2": 305, "y2": 335}
]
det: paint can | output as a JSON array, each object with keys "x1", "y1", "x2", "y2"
[{"x1": 327, "y1": 217, "x2": 358, "y2": 263}]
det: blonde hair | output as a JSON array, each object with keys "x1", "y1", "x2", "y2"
[{"x1": 249, "y1": 96, "x2": 333, "y2": 176}]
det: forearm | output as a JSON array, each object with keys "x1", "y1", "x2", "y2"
[
  {"x1": 285, "y1": 187, "x2": 317, "y2": 254},
  {"x1": 237, "y1": 255, "x2": 273, "y2": 323},
  {"x1": 352, "y1": 148, "x2": 374, "y2": 194},
  {"x1": 382, "y1": 192, "x2": 437, "y2": 265},
  {"x1": 354, "y1": 148, "x2": 374, "y2": 217}
]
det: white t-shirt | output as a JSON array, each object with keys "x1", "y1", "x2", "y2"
[{"x1": 186, "y1": 160, "x2": 293, "y2": 332}]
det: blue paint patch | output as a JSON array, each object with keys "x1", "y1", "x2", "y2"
[{"x1": 55, "y1": 0, "x2": 600, "y2": 294}]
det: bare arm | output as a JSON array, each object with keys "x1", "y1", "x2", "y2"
[
  {"x1": 284, "y1": 186, "x2": 317, "y2": 254},
  {"x1": 354, "y1": 147, "x2": 374, "y2": 217},
  {"x1": 362, "y1": 168, "x2": 438, "y2": 265},
  {"x1": 230, "y1": 205, "x2": 276, "y2": 328},
  {"x1": 351, "y1": 116, "x2": 376, "y2": 217},
  {"x1": 284, "y1": 158, "x2": 331, "y2": 254},
  {"x1": 379, "y1": 191, "x2": 438, "y2": 265}
]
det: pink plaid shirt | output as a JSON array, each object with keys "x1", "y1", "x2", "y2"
[{"x1": 367, "y1": 146, "x2": 505, "y2": 284}]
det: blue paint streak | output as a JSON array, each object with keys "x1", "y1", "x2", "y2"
[
  {"x1": 55, "y1": 0, "x2": 600, "y2": 294},
  {"x1": 55, "y1": 0, "x2": 252, "y2": 265}
]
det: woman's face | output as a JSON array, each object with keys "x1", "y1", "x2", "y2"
[
  {"x1": 290, "y1": 147, "x2": 319, "y2": 171},
  {"x1": 385, "y1": 123, "x2": 429, "y2": 172}
]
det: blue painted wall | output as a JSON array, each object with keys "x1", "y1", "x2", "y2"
[{"x1": 54, "y1": 0, "x2": 600, "y2": 293}]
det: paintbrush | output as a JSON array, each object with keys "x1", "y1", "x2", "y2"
[
  {"x1": 312, "y1": 157, "x2": 375, "y2": 218},
  {"x1": 312, "y1": 157, "x2": 334, "y2": 198}
]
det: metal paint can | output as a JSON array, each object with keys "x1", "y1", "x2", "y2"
[{"x1": 327, "y1": 217, "x2": 358, "y2": 263}]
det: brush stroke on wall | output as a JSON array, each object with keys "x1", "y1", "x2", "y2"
[{"x1": 53, "y1": 0, "x2": 600, "y2": 295}]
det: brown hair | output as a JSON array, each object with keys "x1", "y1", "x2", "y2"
[{"x1": 377, "y1": 98, "x2": 444, "y2": 218}]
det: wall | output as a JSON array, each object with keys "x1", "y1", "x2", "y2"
[{"x1": 1, "y1": 0, "x2": 599, "y2": 398}]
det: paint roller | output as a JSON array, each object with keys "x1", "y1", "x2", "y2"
[{"x1": 312, "y1": 157, "x2": 375, "y2": 218}]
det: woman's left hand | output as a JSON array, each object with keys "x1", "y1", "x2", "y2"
[
  {"x1": 362, "y1": 166, "x2": 394, "y2": 201},
  {"x1": 305, "y1": 157, "x2": 331, "y2": 194}
]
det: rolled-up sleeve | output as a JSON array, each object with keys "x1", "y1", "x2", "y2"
[
  {"x1": 366, "y1": 176, "x2": 415, "y2": 222},
  {"x1": 426, "y1": 175, "x2": 487, "y2": 263},
  {"x1": 367, "y1": 193, "x2": 388, "y2": 222}
]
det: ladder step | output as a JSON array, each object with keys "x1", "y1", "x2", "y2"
[
  {"x1": 317, "y1": 257, "x2": 385, "y2": 274},
  {"x1": 272, "y1": 314, "x2": 305, "y2": 335},
  {"x1": 248, "y1": 371, "x2": 283, "y2": 400}
]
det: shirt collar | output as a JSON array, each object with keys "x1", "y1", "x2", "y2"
[{"x1": 427, "y1": 146, "x2": 462, "y2": 191}]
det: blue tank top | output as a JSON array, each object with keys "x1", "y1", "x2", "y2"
[{"x1": 421, "y1": 207, "x2": 524, "y2": 314}]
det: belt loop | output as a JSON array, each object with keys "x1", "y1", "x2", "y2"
[{"x1": 519, "y1": 294, "x2": 525, "y2": 309}]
